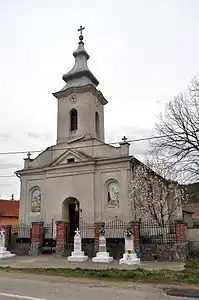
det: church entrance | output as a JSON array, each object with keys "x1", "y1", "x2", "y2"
[{"x1": 62, "y1": 197, "x2": 80, "y2": 240}]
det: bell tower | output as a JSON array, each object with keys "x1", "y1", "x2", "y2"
[{"x1": 53, "y1": 26, "x2": 108, "y2": 144}]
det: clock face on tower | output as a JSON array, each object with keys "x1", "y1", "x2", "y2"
[{"x1": 70, "y1": 94, "x2": 77, "y2": 103}]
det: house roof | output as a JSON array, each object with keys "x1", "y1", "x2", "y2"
[
  {"x1": 183, "y1": 209, "x2": 194, "y2": 215},
  {"x1": 0, "y1": 200, "x2": 19, "y2": 217}
]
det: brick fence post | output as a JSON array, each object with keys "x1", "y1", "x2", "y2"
[
  {"x1": 55, "y1": 221, "x2": 68, "y2": 255},
  {"x1": 129, "y1": 221, "x2": 141, "y2": 253},
  {"x1": 29, "y1": 222, "x2": 44, "y2": 256},
  {"x1": 94, "y1": 222, "x2": 104, "y2": 252},
  {"x1": 175, "y1": 219, "x2": 185, "y2": 243}
]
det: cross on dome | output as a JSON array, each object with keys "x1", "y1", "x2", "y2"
[
  {"x1": 78, "y1": 25, "x2": 85, "y2": 43},
  {"x1": 122, "y1": 136, "x2": 128, "y2": 143}
]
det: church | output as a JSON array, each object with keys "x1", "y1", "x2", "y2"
[{"x1": 16, "y1": 27, "x2": 181, "y2": 239}]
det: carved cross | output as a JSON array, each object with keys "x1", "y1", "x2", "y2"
[
  {"x1": 75, "y1": 228, "x2": 80, "y2": 235},
  {"x1": 27, "y1": 152, "x2": 31, "y2": 159}
]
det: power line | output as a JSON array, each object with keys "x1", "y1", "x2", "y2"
[
  {"x1": 0, "y1": 134, "x2": 170, "y2": 156},
  {"x1": 0, "y1": 134, "x2": 174, "y2": 179},
  {"x1": 0, "y1": 175, "x2": 16, "y2": 178}
]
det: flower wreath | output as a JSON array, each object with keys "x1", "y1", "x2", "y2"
[
  {"x1": 99, "y1": 225, "x2": 105, "y2": 236},
  {"x1": 124, "y1": 228, "x2": 133, "y2": 238},
  {"x1": 100, "y1": 228, "x2": 105, "y2": 236}
]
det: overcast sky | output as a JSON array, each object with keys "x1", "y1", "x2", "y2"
[{"x1": 0, "y1": 0, "x2": 198, "y2": 199}]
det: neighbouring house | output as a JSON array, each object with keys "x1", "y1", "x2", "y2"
[
  {"x1": 0, "y1": 200, "x2": 20, "y2": 228},
  {"x1": 183, "y1": 182, "x2": 199, "y2": 220},
  {"x1": 183, "y1": 209, "x2": 194, "y2": 228}
]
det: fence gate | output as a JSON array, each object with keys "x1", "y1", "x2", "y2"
[
  {"x1": 104, "y1": 217, "x2": 128, "y2": 259},
  {"x1": 42, "y1": 222, "x2": 56, "y2": 254},
  {"x1": 7, "y1": 224, "x2": 31, "y2": 255}
]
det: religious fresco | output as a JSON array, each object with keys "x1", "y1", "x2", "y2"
[
  {"x1": 31, "y1": 188, "x2": 41, "y2": 213},
  {"x1": 107, "y1": 182, "x2": 119, "y2": 208}
]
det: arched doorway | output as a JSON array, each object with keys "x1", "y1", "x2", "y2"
[{"x1": 62, "y1": 197, "x2": 80, "y2": 239}]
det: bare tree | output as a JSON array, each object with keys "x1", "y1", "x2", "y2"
[
  {"x1": 151, "y1": 76, "x2": 199, "y2": 183},
  {"x1": 128, "y1": 163, "x2": 187, "y2": 226},
  {"x1": 144, "y1": 147, "x2": 178, "y2": 182}
]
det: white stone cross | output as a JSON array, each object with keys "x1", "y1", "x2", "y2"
[
  {"x1": 75, "y1": 228, "x2": 80, "y2": 235},
  {"x1": 0, "y1": 230, "x2": 5, "y2": 248}
]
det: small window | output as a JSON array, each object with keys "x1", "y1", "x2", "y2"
[
  {"x1": 67, "y1": 158, "x2": 75, "y2": 163},
  {"x1": 70, "y1": 109, "x2": 78, "y2": 131},
  {"x1": 95, "y1": 111, "x2": 100, "y2": 137}
]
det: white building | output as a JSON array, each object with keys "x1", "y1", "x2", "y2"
[{"x1": 16, "y1": 28, "x2": 181, "y2": 238}]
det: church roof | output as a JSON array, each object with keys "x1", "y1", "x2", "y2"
[{"x1": 60, "y1": 27, "x2": 99, "y2": 90}]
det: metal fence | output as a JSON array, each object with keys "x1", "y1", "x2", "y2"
[
  {"x1": 3, "y1": 219, "x2": 179, "y2": 257},
  {"x1": 8, "y1": 224, "x2": 32, "y2": 255},
  {"x1": 79, "y1": 219, "x2": 95, "y2": 239},
  {"x1": 104, "y1": 217, "x2": 128, "y2": 238},
  {"x1": 42, "y1": 223, "x2": 56, "y2": 253},
  {"x1": 140, "y1": 221, "x2": 177, "y2": 244}
]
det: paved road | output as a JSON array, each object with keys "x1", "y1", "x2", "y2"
[{"x1": 0, "y1": 271, "x2": 195, "y2": 300}]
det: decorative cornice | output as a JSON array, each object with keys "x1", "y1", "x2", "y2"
[
  {"x1": 15, "y1": 160, "x2": 96, "y2": 177},
  {"x1": 53, "y1": 84, "x2": 108, "y2": 105}
]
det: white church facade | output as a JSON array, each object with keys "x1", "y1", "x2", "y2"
[
  {"x1": 16, "y1": 28, "x2": 182, "y2": 238},
  {"x1": 16, "y1": 28, "x2": 133, "y2": 234}
]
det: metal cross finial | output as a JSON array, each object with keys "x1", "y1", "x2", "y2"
[
  {"x1": 122, "y1": 136, "x2": 128, "y2": 143},
  {"x1": 27, "y1": 152, "x2": 31, "y2": 159},
  {"x1": 78, "y1": 25, "x2": 85, "y2": 42}
]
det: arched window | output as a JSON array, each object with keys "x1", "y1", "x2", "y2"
[
  {"x1": 70, "y1": 109, "x2": 78, "y2": 131},
  {"x1": 107, "y1": 181, "x2": 120, "y2": 208},
  {"x1": 31, "y1": 188, "x2": 41, "y2": 213},
  {"x1": 95, "y1": 111, "x2": 100, "y2": 137}
]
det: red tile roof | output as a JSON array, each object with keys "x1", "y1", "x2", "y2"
[{"x1": 0, "y1": 200, "x2": 19, "y2": 217}]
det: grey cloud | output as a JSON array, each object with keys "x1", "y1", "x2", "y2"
[
  {"x1": 0, "y1": 182, "x2": 13, "y2": 187},
  {"x1": 27, "y1": 131, "x2": 55, "y2": 142},
  {"x1": 0, "y1": 161, "x2": 22, "y2": 170},
  {"x1": 106, "y1": 126, "x2": 153, "y2": 143},
  {"x1": 44, "y1": 132, "x2": 55, "y2": 142},
  {"x1": 106, "y1": 126, "x2": 151, "y2": 159},
  {"x1": 28, "y1": 132, "x2": 42, "y2": 139},
  {"x1": 0, "y1": 133, "x2": 12, "y2": 139}
]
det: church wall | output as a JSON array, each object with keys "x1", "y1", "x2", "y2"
[
  {"x1": 19, "y1": 175, "x2": 45, "y2": 224},
  {"x1": 30, "y1": 148, "x2": 53, "y2": 169},
  {"x1": 94, "y1": 160, "x2": 131, "y2": 222},
  {"x1": 65, "y1": 139, "x2": 123, "y2": 159},
  {"x1": 92, "y1": 143, "x2": 123, "y2": 158},
  {"x1": 20, "y1": 167, "x2": 96, "y2": 225},
  {"x1": 44, "y1": 171, "x2": 95, "y2": 223},
  {"x1": 50, "y1": 139, "x2": 126, "y2": 166},
  {"x1": 19, "y1": 178, "x2": 27, "y2": 223},
  {"x1": 19, "y1": 159, "x2": 131, "y2": 225},
  {"x1": 57, "y1": 90, "x2": 104, "y2": 144}
]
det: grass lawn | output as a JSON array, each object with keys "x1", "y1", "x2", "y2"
[{"x1": 0, "y1": 258, "x2": 199, "y2": 284}]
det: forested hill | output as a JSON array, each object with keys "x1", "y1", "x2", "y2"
[{"x1": 184, "y1": 182, "x2": 199, "y2": 202}]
